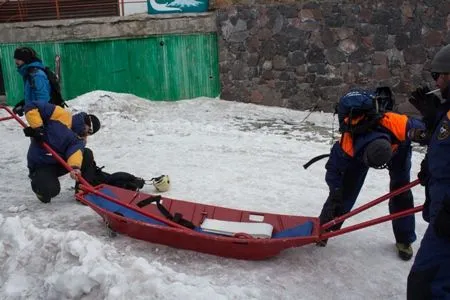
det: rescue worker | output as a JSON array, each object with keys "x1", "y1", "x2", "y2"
[
  {"x1": 22, "y1": 101, "x2": 169, "y2": 203},
  {"x1": 12, "y1": 47, "x2": 51, "y2": 116},
  {"x1": 23, "y1": 100, "x2": 100, "y2": 203},
  {"x1": 407, "y1": 44, "x2": 450, "y2": 299},
  {"x1": 317, "y1": 89, "x2": 425, "y2": 261}
]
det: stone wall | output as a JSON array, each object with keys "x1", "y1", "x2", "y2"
[{"x1": 217, "y1": 0, "x2": 450, "y2": 112}]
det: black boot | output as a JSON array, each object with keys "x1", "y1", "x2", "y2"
[
  {"x1": 396, "y1": 243, "x2": 413, "y2": 261},
  {"x1": 35, "y1": 193, "x2": 51, "y2": 203}
]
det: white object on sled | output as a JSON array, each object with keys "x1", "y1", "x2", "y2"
[{"x1": 200, "y1": 218, "x2": 273, "y2": 239}]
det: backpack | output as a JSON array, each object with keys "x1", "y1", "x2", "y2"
[
  {"x1": 27, "y1": 66, "x2": 66, "y2": 108},
  {"x1": 336, "y1": 88, "x2": 393, "y2": 135},
  {"x1": 76, "y1": 169, "x2": 145, "y2": 193},
  {"x1": 87, "y1": 167, "x2": 145, "y2": 192},
  {"x1": 103, "y1": 171, "x2": 145, "y2": 191}
]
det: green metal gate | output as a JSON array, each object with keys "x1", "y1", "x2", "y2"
[{"x1": 1, "y1": 33, "x2": 220, "y2": 105}]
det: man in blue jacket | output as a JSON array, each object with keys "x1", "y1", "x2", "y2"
[
  {"x1": 407, "y1": 44, "x2": 450, "y2": 299},
  {"x1": 12, "y1": 47, "x2": 51, "y2": 115},
  {"x1": 23, "y1": 101, "x2": 100, "y2": 203},
  {"x1": 317, "y1": 89, "x2": 425, "y2": 261}
]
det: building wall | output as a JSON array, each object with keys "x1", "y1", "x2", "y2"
[
  {"x1": 0, "y1": 0, "x2": 119, "y2": 23},
  {"x1": 0, "y1": 13, "x2": 219, "y2": 105},
  {"x1": 2, "y1": 1, "x2": 449, "y2": 112},
  {"x1": 121, "y1": 0, "x2": 148, "y2": 16},
  {"x1": 120, "y1": 0, "x2": 215, "y2": 16},
  {"x1": 216, "y1": 0, "x2": 450, "y2": 112}
]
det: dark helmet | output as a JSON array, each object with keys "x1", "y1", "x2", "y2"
[
  {"x1": 431, "y1": 44, "x2": 450, "y2": 73},
  {"x1": 363, "y1": 139, "x2": 392, "y2": 169},
  {"x1": 72, "y1": 112, "x2": 101, "y2": 136},
  {"x1": 85, "y1": 114, "x2": 101, "y2": 135}
]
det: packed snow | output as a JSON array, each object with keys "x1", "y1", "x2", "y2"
[{"x1": 0, "y1": 91, "x2": 427, "y2": 299}]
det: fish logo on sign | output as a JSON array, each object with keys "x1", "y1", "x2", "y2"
[
  {"x1": 148, "y1": 0, "x2": 207, "y2": 14},
  {"x1": 437, "y1": 121, "x2": 450, "y2": 140}
]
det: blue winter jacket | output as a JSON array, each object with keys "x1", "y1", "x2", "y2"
[
  {"x1": 24, "y1": 102, "x2": 85, "y2": 172},
  {"x1": 17, "y1": 60, "x2": 51, "y2": 105},
  {"x1": 325, "y1": 113, "x2": 425, "y2": 191},
  {"x1": 424, "y1": 101, "x2": 450, "y2": 220}
]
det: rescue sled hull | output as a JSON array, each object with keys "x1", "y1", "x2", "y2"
[{"x1": 76, "y1": 185, "x2": 320, "y2": 260}]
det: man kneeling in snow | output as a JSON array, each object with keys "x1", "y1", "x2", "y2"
[
  {"x1": 22, "y1": 102, "x2": 157, "y2": 203},
  {"x1": 23, "y1": 101, "x2": 101, "y2": 203}
]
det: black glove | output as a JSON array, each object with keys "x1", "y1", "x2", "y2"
[
  {"x1": 23, "y1": 126, "x2": 45, "y2": 142},
  {"x1": 319, "y1": 188, "x2": 343, "y2": 225},
  {"x1": 434, "y1": 199, "x2": 450, "y2": 239},
  {"x1": 417, "y1": 156, "x2": 430, "y2": 186},
  {"x1": 407, "y1": 128, "x2": 431, "y2": 145},
  {"x1": 12, "y1": 100, "x2": 25, "y2": 117},
  {"x1": 408, "y1": 87, "x2": 441, "y2": 127}
]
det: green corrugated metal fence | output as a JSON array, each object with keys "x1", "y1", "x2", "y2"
[{"x1": 0, "y1": 33, "x2": 220, "y2": 105}]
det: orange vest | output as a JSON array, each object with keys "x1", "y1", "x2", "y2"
[{"x1": 340, "y1": 112, "x2": 409, "y2": 157}]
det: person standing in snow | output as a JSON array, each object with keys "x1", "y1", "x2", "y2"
[
  {"x1": 12, "y1": 47, "x2": 52, "y2": 116},
  {"x1": 406, "y1": 44, "x2": 450, "y2": 299},
  {"x1": 23, "y1": 100, "x2": 101, "y2": 203},
  {"x1": 317, "y1": 89, "x2": 425, "y2": 261}
]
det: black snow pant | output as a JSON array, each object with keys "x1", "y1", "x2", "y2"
[
  {"x1": 30, "y1": 164, "x2": 68, "y2": 201},
  {"x1": 30, "y1": 148, "x2": 98, "y2": 202}
]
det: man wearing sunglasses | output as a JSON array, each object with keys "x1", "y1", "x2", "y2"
[
  {"x1": 22, "y1": 101, "x2": 100, "y2": 203},
  {"x1": 407, "y1": 44, "x2": 450, "y2": 300}
]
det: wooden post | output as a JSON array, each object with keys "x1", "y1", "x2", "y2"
[
  {"x1": 17, "y1": 0, "x2": 24, "y2": 22},
  {"x1": 55, "y1": 0, "x2": 60, "y2": 19}
]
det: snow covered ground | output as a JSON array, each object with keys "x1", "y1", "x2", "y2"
[{"x1": 0, "y1": 91, "x2": 427, "y2": 300}]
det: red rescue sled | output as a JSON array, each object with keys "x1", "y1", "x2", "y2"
[
  {"x1": 76, "y1": 184, "x2": 320, "y2": 260},
  {"x1": 0, "y1": 105, "x2": 424, "y2": 260}
]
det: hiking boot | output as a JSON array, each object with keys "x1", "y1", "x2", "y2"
[
  {"x1": 74, "y1": 182, "x2": 81, "y2": 194},
  {"x1": 316, "y1": 239, "x2": 328, "y2": 247},
  {"x1": 396, "y1": 243, "x2": 413, "y2": 261},
  {"x1": 36, "y1": 193, "x2": 51, "y2": 204},
  {"x1": 73, "y1": 183, "x2": 87, "y2": 205},
  {"x1": 75, "y1": 199, "x2": 88, "y2": 206}
]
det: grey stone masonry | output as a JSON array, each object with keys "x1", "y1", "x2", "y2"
[{"x1": 217, "y1": 0, "x2": 450, "y2": 112}]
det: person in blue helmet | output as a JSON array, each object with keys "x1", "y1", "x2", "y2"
[
  {"x1": 12, "y1": 47, "x2": 51, "y2": 116},
  {"x1": 406, "y1": 44, "x2": 450, "y2": 299},
  {"x1": 23, "y1": 101, "x2": 101, "y2": 203},
  {"x1": 316, "y1": 88, "x2": 425, "y2": 261}
]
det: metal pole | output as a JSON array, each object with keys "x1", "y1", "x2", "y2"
[
  {"x1": 121, "y1": 0, "x2": 125, "y2": 16},
  {"x1": 321, "y1": 179, "x2": 420, "y2": 231},
  {"x1": 319, "y1": 205, "x2": 423, "y2": 240}
]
